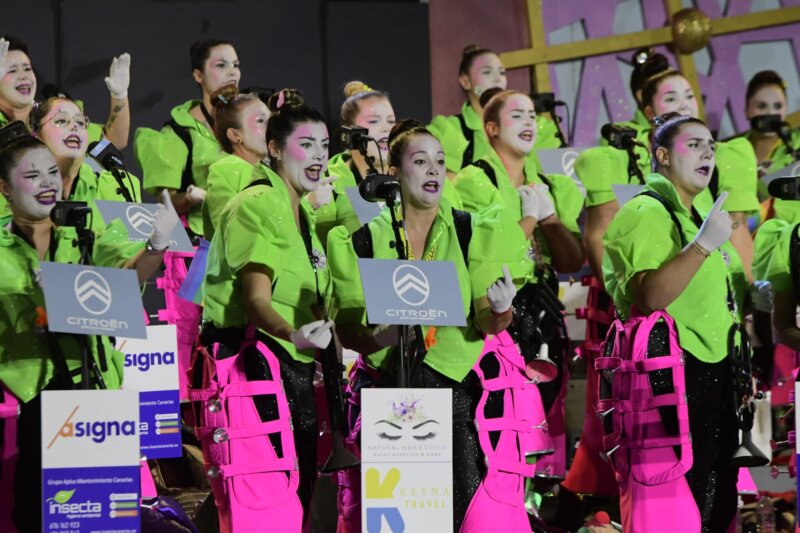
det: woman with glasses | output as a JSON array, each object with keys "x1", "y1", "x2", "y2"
[{"x1": 30, "y1": 96, "x2": 141, "y2": 231}]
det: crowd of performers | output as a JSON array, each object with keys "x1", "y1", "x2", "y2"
[{"x1": 0, "y1": 33, "x2": 798, "y2": 532}]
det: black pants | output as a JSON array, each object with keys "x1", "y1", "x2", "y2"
[
  {"x1": 409, "y1": 359, "x2": 507, "y2": 532},
  {"x1": 647, "y1": 322, "x2": 739, "y2": 533}
]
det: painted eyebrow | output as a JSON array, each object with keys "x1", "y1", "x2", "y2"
[
  {"x1": 409, "y1": 150, "x2": 445, "y2": 157},
  {"x1": 412, "y1": 420, "x2": 440, "y2": 430},
  {"x1": 376, "y1": 420, "x2": 402, "y2": 429}
]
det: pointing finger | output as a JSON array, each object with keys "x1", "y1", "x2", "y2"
[{"x1": 710, "y1": 191, "x2": 728, "y2": 214}]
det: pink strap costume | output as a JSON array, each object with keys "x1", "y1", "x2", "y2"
[
  {"x1": 594, "y1": 310, "x2": 700, "y2": 532},
  {"x1": 189, "y1": 331, "x2": 303, "y2": 533}
]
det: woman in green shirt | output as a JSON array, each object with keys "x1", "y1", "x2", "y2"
[
  {"x1": 454, "y1": 88, "x2": 584, "y2": 481},
  {"x1": 316, "y1": 80, "x2": 397, "y2": 241},
  {"x1": 742, "y1": 71, "x2": 800, "y2": 223},
  {"x1": 199, "y1": 90, "x2": 334, "y2": 527},
  {"x1": 135, "y1": 39, "x2": 241, "y2": 238},
  {"x1": 603, "y1": 114, "x2": 740, "y2": 531},
  {"x1": 0, "y1": 123, "x2": 175, "y2": 531},
  {"x1": 202, "y1": 86, "x2": 278, "y2": 240},
  {"x1": 428, "y1": 44, "x2": 560, "y2": 178},
  {"x1": 328, "y1": 119, "x2": 538, "y2": 530}
]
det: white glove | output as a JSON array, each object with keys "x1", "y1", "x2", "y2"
[
  {"x1": 185, "y1": 185, "x2": 206, "y2": 204},
  {"x1": 290, "y1": 319, "x2": 334, "y2": 350},
  {"x1": 487, "y1": 265, "x2": 516, "y2": 314},
  {"x1": 308, "y1": 176, "x2": 336, "y2": 209},
  {"x1": 518, "y1": 185, "x2": 539, "y2": 219},
  {"x1": 751, "y1": 280, "x2": 773, "y2": 313},
  {"x1": 149, "y1": 190, "x2": 181, "y2": 251},
  {"x1": 373, "y1": 324, "x2": 399, "y2": 348},
  {"x1": 104, "y1": 53, "x2": 131, "y2": 99},
  {"x1": 692, "y1": 192, "x2": 732, "y2": 254},
  {"x1": 0, "y1": 39, "x2": 9, "y2": 80},
  {"x1": 533, "y1": 183, "x2": 555, "y2": 222}
]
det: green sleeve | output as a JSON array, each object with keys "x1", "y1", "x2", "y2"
[
  {"x1": 223, "y1": 189, "x2": 286, "y2": 277},
  {"x1": 758, "y1": 219, "x2": 794, "y2": 294},
  {"x1": 575, "y1": 147, "x2": 627, "y2": 207},
  {"x1": 603, "y1": 200, "x2": 678, "y2": 303},
  {"x1": 533, "y1": 115, "x2": 562, "y2": 150},
  {"x1": 442, "y1": 179, "x2": 464, "y2": 210},
  {"x1": 92, "y1": 219, "x2": 146, "y2": 268},
  {"x1": 87, "y1": 123, "x2": 104, "y2": 145},
  {"x1": 453, "y1": 164, "x2": 502, "y2": 214},
  {"x1": 428, "y1": 115, "x2": 468, "y2": 173},
  {"x1": 204, "y1": 160, "x2": 254, "y2": 240},
  {"x1": 134, "y1": 126, "x2": 189, "y2": 194},
  {"x1": 326, "y1": 225, "x2": 367, "y2": 318},
  {"x1": 546, "y1": 172, "x2": 584, "y2": 236},
  {"x1": 715, "y1": 137, "x2": 760, "y2": 215},
  {"x1": 467, "y1": 206, "x2": 533, "y2": 301}
]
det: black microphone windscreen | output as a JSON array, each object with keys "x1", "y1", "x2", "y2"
[{"x1": 768, "y1": 177, "x2": 800, "y2": 200}]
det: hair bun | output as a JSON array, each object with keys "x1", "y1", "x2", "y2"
[
  {"x1": 640, "y1": 53, "x2": 671, "y2": 80},
  {"x1": 267, "y1": 88, "x2": 305, "y2": 112},
  {"x1": 343, "y1": 80, "x2": 370, "y2": 98},
  {"x1": 462, "y1": 44, "x2": 483, "y2": 57},
  {"x1": 652, "y1": 111, "x2": 681, "y2": 128},
  {"x1": 211, "y1": 85, "x2": 239, "y2": 109},
  {"x1": 478, "y1": 87, "x2": 504, "y2": 109}
]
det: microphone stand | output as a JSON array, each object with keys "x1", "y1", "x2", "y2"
[
  {"x1": 546, "y1": 104, "x2": 568, "y2": 148},
  {"x1": 75, "y1": 216, "x2": 104, "y2": 390},
  {"x1": 385, "y1": 192, "x2": 411, "y2": 388}
]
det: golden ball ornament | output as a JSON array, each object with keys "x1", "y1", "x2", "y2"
[{"x1": 672, "y1": 8, "x2": 712, "y2": 54}]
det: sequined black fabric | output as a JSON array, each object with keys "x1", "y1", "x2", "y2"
[
  {"x1": 508, "y1": 271, "x2": 567, "y2": 412},
  {"x1": 411, "y1": 364, "x2": 484, "y2": 532},
  {"x1": 647, "y1": 322, "x2": 738, "y2": 532}
]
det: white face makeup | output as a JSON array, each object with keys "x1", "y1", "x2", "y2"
[
  {"x1": 651, "y1": 75, "x2": 699, "y2": 118},
  {"x1": 198, "y1": 44, "x2": 241, "y2": 95},
  {"x1": 237, "y1": 99, "x2": 270, "y2": 158},
  {"x1": 494, "y1": 94, "x2": 537, "y2": 157},
  {"x1": 397, "y1": 134, "x2": 446, "y2": 210},
  {"x1": 37, "y1": 100, "x2": 89, "y2": 162},
  {"x1": 354, "y1": 96, "x2": 395, "y2": 171},
  {"x1": 278, "y1": 121, "x2": 330, "y2": 194},
  {"x1": 746, "y1": 84, "x2": 787, "y2": 123},
  {"x1": 0, "y1": 50, "x2": 36, "y2": 109},
  {"x1": 5, "y1": 146, "x2": 63, "y2": 220},
  {"x1": 662, "y1": 123, "x2": 716, "y2": 195},
  {"x1": 463, "y1": 53, "x2": 507, "y2": 100}
]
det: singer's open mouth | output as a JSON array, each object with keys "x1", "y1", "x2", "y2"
[
  {"x1": 35, "y1": 189, "x2": 58, "y2": 205},
  {"x1": 422, "y1": 180, "x2": 440, "y2": 193},
  {"x1": 305, "y1": 164, "x2": 322, "y2": 182}
]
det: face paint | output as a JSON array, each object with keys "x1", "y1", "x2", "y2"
[
  {"x1": 495, "y1": 94, "x2": 537, "y2": 157},
  {"x1": 354, "y1": 96, "x2": 395, "y2": 171},
  {"x1": 201, "y1": 44, "x2": 241, "y2": 94},
  {"x1": 6, "y1": 147, "x2": 63, "y2": 220},
  {"x1": 37, "y1": 100, "x2": 89, "y2": 162},
  {"x1": 652, "y1": 75, "x2": 699, "y2": 118},
  {"x1": 664, "y1": 123, "x2": 716, "y2": 194},
  {"x1": 468, "y1": 53, "x2": 507, "y2": 98},
  {"x1": 0, "y1": 50, "x2": 37, "y2": 109},
  {"x1": 746, "y1": 84, "x2": 787, "y2": 124},
  {"x1": 238, "y1": 99, "x2": 270, "y2": 158},
  {"x1": 399, "y1": 134, "x2": 446, "y2": 209},
  {"x1": 279, "y1": 121, "x2": 329, "y2": 194}
]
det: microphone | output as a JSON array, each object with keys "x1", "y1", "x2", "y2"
[
  {"x1": 750, "y1": 114, "x2": 784, "y2": 134},
  {"x1": 767, "y1": 177, "x2": 800, "y2": 200},
  {"x1": 531, "y1": 92, "x2": 565, "y2": 112},
  {"x1": 88, "y1": 139, "x2": 125, "y2": 171},
  {"x1": 601, "y1": 123, "x2": 637, "y2": 150},
  {"x1": 358, "y1": 173, "x2": 400, "y2": 203}
]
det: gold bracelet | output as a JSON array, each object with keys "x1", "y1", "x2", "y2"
[{"x1": 690, "y1": 241, "x2": 711, "y2": 258}]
